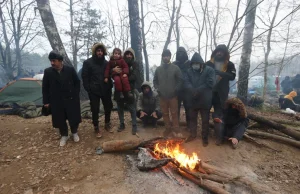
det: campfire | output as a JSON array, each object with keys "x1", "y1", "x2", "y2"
[
  {"x1": 153, "y1": 141, "x2": 199, "y2": 170},
  {"x1": 97, "y1": 137, "x2": 276, "y2": 194}
]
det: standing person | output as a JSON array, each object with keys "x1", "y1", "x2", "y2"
[
  {"x1": 82, "y1": 43, "x2": 113, "y2": 138},
  {"x1": 206, "y1": 44, "x2": 236, "y2": 145},
  {"x1": 104, "y1": 48, "x2": 132, "y2": 98},
  {"x1": 223, "y1": 98, "x2": 249, "y2": 149},
  {"x1": 137, "y1": 81, "x2": 162, "y2": 128},
  {"x1": 281, "y1": 76, "x2": 292, "y2": 94},
  {"x1": 184, "y1": 53, "x2": 215, "y2": 145},
  {"x1": 113, "y1": 48, "x2": 139, "y2": 135},
  {"x1": 42, "y1": 50, "x2": 81, "y2": 147},
  {"x1": 153, "y1": 49, "x2": 182, "y2": 137},
  {"x1": 172, "y1": 47, "x2": 191, "y2": 128}
]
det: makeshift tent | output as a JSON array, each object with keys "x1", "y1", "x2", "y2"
[{"x1": 0, "y1": 78, "x2": 43, "y2": 106}]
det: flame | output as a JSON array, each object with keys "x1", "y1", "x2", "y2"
[{"x1": 153, "y1": 141, "x2": 199, "y2": 170}]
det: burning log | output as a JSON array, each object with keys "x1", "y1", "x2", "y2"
[
  {"x1": 200, "y1": 161, "x2": 280, "y2": 194},
  {"x1": 137, "y1": 147, "x2": 171, "y2": 171},
  {"x1": 177, "y1": 169, "x2": 230, "y2": 194},
  {"x1": 247, "y1": 113, "x2": 300, "y2": 140},
  {"x1": 246, "y1": 130, "x2": 300, "y2": 149}
]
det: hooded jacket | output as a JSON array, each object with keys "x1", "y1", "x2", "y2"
[
  {"x1": 137, "y1": 81, "x2": 160, "y2": 113},
  {"x1": 81, "y1": 43, "x2": 112, "y2": 96},
  {"x1": 124, "y1": 48, "x2": 139, "y2": 90},
  {"x1": 224, "y1": 97, "x2": 248, "y2": 127},
  {"x1": 184, "y1": 53, "x2": 215, "y2": 109},
  {"x1": 206, "y1": 44, "x2": 236, "y2": 107}
]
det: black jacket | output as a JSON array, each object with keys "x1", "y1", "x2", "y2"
[
  {"x1": 184, "y1": 53, "x2": 215, "y2": 109},
  {"x1": 206, "y1": 45, "x2": 236, "y2": 107},
  {"x1": 42, "y1": 66, "x2": 81, "y2": 128}
]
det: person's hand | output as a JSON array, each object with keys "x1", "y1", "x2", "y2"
[
  {"x1": 140, "y1": 111, "x2": 147, "y2": 118},
  {"x1": 113, "y1": 66, "x2": 122, "y2": 74},
  {"x1": 229, "y1": 137, "x2": 238, "y2": 145},
  {"x1": 123, "y1": 74, "x2": 127, "y2": 77},
  {"x1": 44, "y1": 104, "x2": 49, "y2": 108},
  {"x1": 151, "y1": 111, "x2": 157, "y2": 118},
  {"x1": 104, "y1": 78, "x2": 108, "y2": 83}
]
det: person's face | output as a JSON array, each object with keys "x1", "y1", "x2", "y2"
[
  {"x1": 143, "y1": 86, "x2": 150, "y2": 94},
  {"x1": 113, "y1": 51, "x2": 121, "y2": 59},
  {"x1": 96, "y1": 49, "x2": 104, "y2": 58},
  {"x1": 125, "y1": 52, "x2": 133, "y2": 60},
  {"x1": 50, "y1": 59, "x2": 63, "y2": 70},
  {"x1": 216, "y1": 51, "x2": 224, "y2": 58},
  {"x1": 162, "y1": 55, "x2": 171, "y2": 64}
]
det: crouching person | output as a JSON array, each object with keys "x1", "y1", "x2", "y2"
[
  {"x1": 184, "y1": 53, "x2": 215, "y2": 146},
  {"x1": 223, "y1": 98, "x2": 249, "y2": 149},
  {"x1": 137, "y1": 81, "x2": 162, "y2": 128},
  {"x1": 42, "y1": 50, "x2": 81, "y2": 147}
]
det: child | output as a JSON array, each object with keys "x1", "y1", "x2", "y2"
[{"x1": 104, "y1": 48, "x2": 131, "y2": 98}]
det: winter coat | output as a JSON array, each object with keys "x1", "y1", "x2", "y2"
[
  {"x1": 224, "y1": 97, "x2": 248, "y2": 129},
  {"x1": 105, "y1": 57, "x2": 129, "y2": 78},
  {"x1": 206, "y1": 44, "x2": 236, "y2": 108},
  {"x1": 124, "y1": 48, "x2": 139, "y2": 90},
  {"x1": 137, "y1": 81, "x2": 160, "y2": 114},
  {"x1": 82, "y1": 43, "x2": 112, "y2": 96},
  {"x1": 42, "y1": 65, "x2": 81, "y2": 128},
  {"x1": 184, "y1": 53, "x2": 215, "y2": 109},
  {"x1": 153, "y1": 62, "x2": 182, "y2": 99}
]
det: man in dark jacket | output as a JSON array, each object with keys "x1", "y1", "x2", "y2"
[
  {"x1": 223, "y1": 98, "x2": 249, "y2": 149},
  {"x1": 281, "y1": 76, "x2": 292, "y2": 94},
  {"x1": 206, "y1": 44, "x2": 236, "y2": 145},
  {"x1": 113, "y1": 48, "x2": 139, "y2": 135},
  {"x1": 42, "y1": 50, "x2": 81, "y2": 147},
  {"x1": 137, "y1": 81, "x2": 162, "y2": 128},
  {"x1": 184, "y1": 53, "x2": 215, "y2": 146},
  {"x1": 173, "y1": 47, "x2": 191, "y2": 128},
  {"x1": 154, "y1": 49, "x2": 182, "y2": 137},
  {"x1": 82, "y1": 43, "x2": 113, "y2": 138}
]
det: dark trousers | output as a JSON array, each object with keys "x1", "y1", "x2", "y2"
[
  {"x1": 117, "y1": 99, "x2": 137, "y2": 126},
  {"x1": 224, "y1": 121, "x2": 248, "y2": 141},
  {"x1": 137, "y1": 110, "x2": 162, "y2": 125},
  {"x1": 178, "y1": 96, "x2": 190, "y2": 126},
  {"x1": 212, "y1": 92, "x2": 225, "y2": 140},
  {"x1": 189, "y1": 108, "x2": 210, "y2": 140},
  {"x1": 89, "y1": 93, "x2": 113, "y2": 127},
  {"x1": 59, "y1": 122, "x2": 79, "y2": 136}
]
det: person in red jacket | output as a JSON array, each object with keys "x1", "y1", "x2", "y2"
[{"x1": 105, "y1": 48, "x2": 131, "y2": 98}]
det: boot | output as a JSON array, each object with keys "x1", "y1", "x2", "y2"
[
  {"x1": 132, "y1": 125, "x2": 137, "y2": 135},
  {"x1": 185, "y1": 135, "x2": 196, "y2": 143},
  {"x1": 117, "y1": 123, "x2": 125, "y2": 132},
  {"x1": 105, "y1": 123, "x2": 113, "y2": 133},
  {"x1": 214, "y1": 122, "x2": 224, "y2": 146},
  {"x1": 202, "y1": 138, "x2": 208, "y2": 147}
]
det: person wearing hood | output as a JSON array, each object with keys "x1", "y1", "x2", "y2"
[
  {"x1": 280, "y1": 91, "x2": 300, "y2": 111},
  {"x1": 112, "y1": 48, "x2": 139, "y2": 135},
  {"x1": 223, "y1": 98, "x2": 249, "y2": 149},
  {"x1": 137, "y1": 81, "x2": 162, "y2": 128},
  {"x1": 42, "y1": 50, "x2": 81, "y2": 146},
  {"x1": 206, "y1": 44, "x2": 236, "y2": 145},
  {"x1": 82, "y1": 43, "x2": 113, "y2": 138},
  {"x1": 281, "y1": 76, "x2": 292, "y2": 94},
  {"x1": 172, "y1": 47, "x2": 191, "y2": 128},
  {"x1": 153, "y1": 49, "x2": 183, "y2": 137},
  {"x1": 184, "y1": 53, "x2": 215, "y2": 146}
]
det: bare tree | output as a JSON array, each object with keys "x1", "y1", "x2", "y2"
[
  {"x1": 237, "y1": 0, "x2": 258, "y2": 102},
  {"x1": 163, "y1": 0, "x2": 176, "y2": 50},
  {"x1": 175, "y1": 0, "x2": 182, "y2": 49},
  {"x1": 140, "y1": 0, "x2": 150, "y2": 81},
  {"x1": 128, "y1": 0, "x2": 144, "y2": 89},
  {"x1": 35, "y1": 0, "x2": 72, "y2": 66}
]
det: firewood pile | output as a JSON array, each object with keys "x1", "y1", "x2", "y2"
[{"x1": 96, "y1": 137, "x2": 279, "y2": 194}]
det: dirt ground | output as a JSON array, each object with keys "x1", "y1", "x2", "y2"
[{"x1": 1, "y1": 110, "x2": 300, "y2": 194}]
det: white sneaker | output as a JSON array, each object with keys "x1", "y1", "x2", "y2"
[
  {"x1": 59, "y1": 136, "x2": 69, "y2": 147},
  {"x1": 73, "y1": 133, "x2": 80, "y2": 142}
]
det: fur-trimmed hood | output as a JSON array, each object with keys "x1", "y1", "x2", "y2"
[
  {"x1": 91, "y1": 43, "x2": 107, "y2": 56},
  {"x1": 225, "y1": 97, "x2": 247, "y2": 118}
]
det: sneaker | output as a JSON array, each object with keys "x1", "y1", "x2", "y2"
[
  {"x1": 120, "y1": 93, "x2": 124, "y2": 99},
  {"x1": 72, "y1": 133, "x2": 80, "y2": 142},
  {"x1": 117, "y1": 123, "x2": 125, "y2": 132},
  {"x1": 96, "y1": 130, "x2": 103, "y2": 138},
  {"x1": 132, "y1": 125, "x2": 137, "y2": 135},
  {"x1": 59, "y1": 136, "x2": 69, "y2": 147},
  {"x1": 105, "y1": 123, "x2": 113, "y2": 133},
  {"x1": 202, "y1": 139, "x2": 208, "y2": 147}
]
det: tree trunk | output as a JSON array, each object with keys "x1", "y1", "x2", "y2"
[
  {"x1": 36, "y1": 0, "x2": 72, "y2": 66},
  {"x1": 175, "y1": 0, "x2": 182, "y2": 49},
  {"x1": 140, "y1": 0, "x2": 149, "y2": 81},
  {"x1": 69, "y1": 0, "x2": 77, "y2": 70},
  {"x1": 128, "y1": 0, "x2": 144, "y2": 89},
  {"x1": 163, "y1": 0, "x2": 176, "y2": 50},
  {"x1": 237, "y1": 0, "x2": 257, "y2": 102}
]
